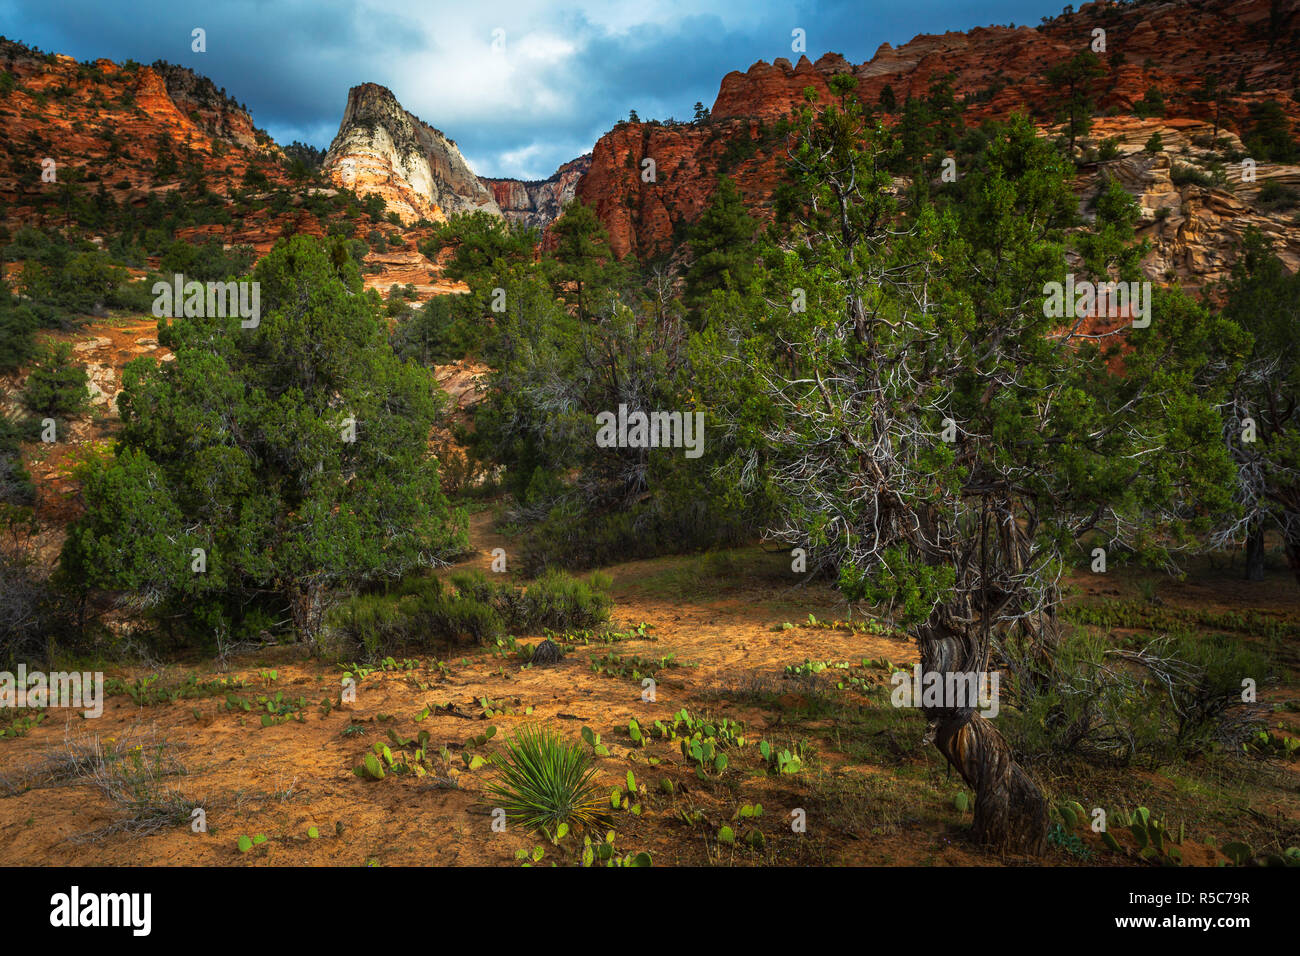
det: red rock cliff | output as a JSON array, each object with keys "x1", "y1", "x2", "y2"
[{"x1": 576, "y1": 0, "x2": 1300, "y2": 277}]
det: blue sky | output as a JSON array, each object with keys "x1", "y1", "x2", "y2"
[{"x1": 2, "y1": 0, "x2": 1057, "y2": 180}]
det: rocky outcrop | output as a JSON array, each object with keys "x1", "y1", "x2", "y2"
[
  {"x1": 1075, "y1": 117, "x2": 1300, "y2": 287},
  {"x1": 322, "y1": 83, "x2": 501, "y2": 224},
  {"x1": 578, "y1": 0, "x2": 1300, "y2": 272},
  {"x1": 480, "y1": 154, "x2": 592, "y2": 229},
  {"x1": 150, "y1": 61, "x2": 268, "y2": 151},
  {"x1": 575, "y1": 120, "x2": 785, "y2": 260}
]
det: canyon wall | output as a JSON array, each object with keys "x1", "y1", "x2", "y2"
[
  {"x1": 575, "y1": 0, "x2": 1300, "y2": 283},
  {"x1": 480, "y1": 154, "x2": 591, "y2": 229}
]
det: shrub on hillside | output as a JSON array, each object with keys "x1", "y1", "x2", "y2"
[
  {"x1": 158, "y1": 238, "x2": 255, "y2": 281},
  {"x1": 0, "y1": 413, "x2": 34, "y2": 507},
  {"x1": 21, "y1": 342, "x2": 88, "y2": 417},
  {"x1": 1170, "y1": 163, "x2": 1215, "y2": 188},
  {"x1": 1258, "y1": 180, "x2": 1299, "y2": 210}
]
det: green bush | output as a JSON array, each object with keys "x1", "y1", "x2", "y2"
[
  {"x1": 444, "y1": 567, "x2": 612, "y2": 633},
  {"x1": 324, "y1": 568, "x2": 613, "y2": 660},
  {"x1": 22, "y1": 342, "x2": 88, "y2": 416},
  {"x1": 158, "y1": 238, "x2": 254, "y2": 281},
  {"x1": 390, "y1": 293, "x2": 487, "y2": 364},
  {"x1": 0, "y1": 413, "x2": 34, "y2": 506},
  {"x1": 60, "y1": 236, "x2": 466, "y2": 649},
  {"x1": 0, "y1": 292, "x2": 39, "y2": 370},
  {"x1": 0, "y1": 546, "x2": 72, "y2": 670},
  {"x1": 1244, "y1": 99, "x2": 1297, "y2": 163},
  {"x1": 1170, "y1": 164, "x2": 1215, "y2": 188},
  {"x1": 327, "y1": 593, "x2": 408, "y2": 661},
  {"x1": 426, "y1": 593, "x2": 502, "y2": 644},
  {"x1": 517, "y1": 495, "x2": 751, "y2": 575},
  {"x1": 1003, "y1": 625, "x2": 1268, "y2": 769},
  {"x1": 507, "y1": 569, "x2": 614, "y2": 632},
  {"x1": 1133, "y1": 86, "x2": 1165, "y2": 118},
  {"x1": 1258, "y1": 180, "x2": 1299, "y2": 211}
]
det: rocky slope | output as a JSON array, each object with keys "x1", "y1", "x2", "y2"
[
  {"x1": 1078, "y1": 116, "x2": 1300, "y2": 283},
  {"x1": 481, "y1": 154, "x2": 592, "y2": 229},
  {"x1": 576, "y1": 0, "x2": 1300, "y2": 284},
  {"x1": 0, "y1": 39, "x2": 287, "y2": 230},
  {"x1": 0, "y1": 42, "x2": 471, "y2": 305},
  {"x1": 711, "y1": 0, "x2": 1298, "y2": 127},
  {"x1": 322, "y1": 83, "x2": 501, "y2": 224}
]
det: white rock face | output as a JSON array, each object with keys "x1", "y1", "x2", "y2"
[{"x1": 322, "y1": 83, "x2": 501, "y2": 222}]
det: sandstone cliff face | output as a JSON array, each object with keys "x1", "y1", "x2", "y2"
[
  {"x1": 151, "y1": 61, "x2": 266, "y2": 151},
  {"x1": 322, "y1": 83, "x2": 501, "y2": 224},
  {"x1": 481, "y1": 154, "x2": 592, "y2": 229},
  {"x1": 578, "y1": 0, "x2": 1300, "y2": 281},
  {"x1": 1077, "y1": 117, "x2": 1300, "y2": 286},
  {"x1": 713, "y1": 0, "x2": 1299, "y2": 127},
  {"x1": 575, "y1": 119, "x2": 785, "y2": 260}
]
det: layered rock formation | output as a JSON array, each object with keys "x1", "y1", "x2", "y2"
[
  {"x1": 576, "y1": 119, "x2": 782, "y2": 260},
  {"x1": 576, "y1": 0, "x2": 1300, "y2": 282},
  {"x1": 481, "y1": 154, "x2": 592, "y2": 229},
  {"x1": 712, "y1": 0, "x2": 1299, "y2": 126},
  {"x1": 322, "y1": 83, "x2": 501, "y2": 224},
  {"x1": 1076, "y1": 117, "x2": 1300, "y2": 285},
  {"x1": 150, "y1": 61, "x2": 267, "y2": 151}
]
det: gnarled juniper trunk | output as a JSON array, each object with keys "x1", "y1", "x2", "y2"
[
  {"x1": 1245, "y1": 520, "x2": 1267, "y2": 582},
  {"x1": 918, "y1": 615, "x2": 1048, "y2": 855},
  {"x1": 289, "y1": 582, "x2": 328, "y2": 650}
]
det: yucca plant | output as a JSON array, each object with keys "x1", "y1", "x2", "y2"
[{"x1": 485, "y1": 725, "x2": 606, "y2": 835}]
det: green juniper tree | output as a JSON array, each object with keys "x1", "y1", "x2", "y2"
[
  {"x1": 21, "y1": 341, "x2": 88, "y2": 417},
  {"x1": 62, "y1": 236, "x2": 466, "y2": 646},
  {"x1": 701, "y1": 78, "x2": 1238, "y2": 852},
  {"x1": 1046, "y1": 50, "x2": 1105, "y2": 153},
  {"x1": 548, "y1": 199, "x2": 626, "y2": 321},
  {"x1": 1244, "y1": 99, "x2": 1297, "y2": 163},
  {"x1": 1212, "y1": 227, "x2": 1300, "y2": 581}
]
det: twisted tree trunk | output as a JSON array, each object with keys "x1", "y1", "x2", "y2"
[
  {"x1": 1245, "y1": 521, "x2": 1266, "y2": 582},
  {"x1": 932, "y1": 711, "x2": 1047, "y2": 853},
  {"x1": 288, "y1": 581, "x2": 328, "y2": 651},
  {"x1": 917, "y1": 591, "x2": 1048, "y2": 855}
]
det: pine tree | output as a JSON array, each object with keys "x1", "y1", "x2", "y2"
[
  {"x1": 1213, "y1": 227, "x2": 1300, "y2": 581},
  {"x1": 1046, "y1": 50, "x2": 1105, "y2": 153},
  {"x1": 1245, "y1": 99, "x2": 1297, "y2": 162},
  {"x1": 548, "y1": 199, "x2": 623, "y2": 321},
  {"x1": 683, "y1": 176, "x2": 757, "y2": 324}
]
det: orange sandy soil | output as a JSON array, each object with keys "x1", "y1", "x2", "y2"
[
  {"x1": 1, "y1": 320, "x2": 1297, "y2": 868},
  {"x1": 1, "y1": 510, "x2": 1296, "y2": 867},
  {"x1": 0, "y1": 510, "x2": 939, "y2": 867}
]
